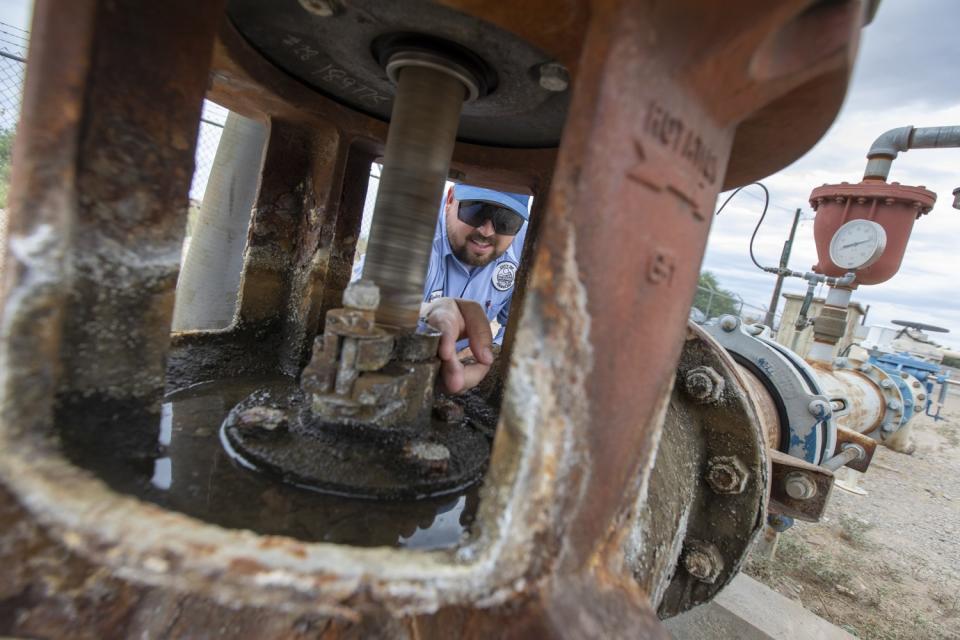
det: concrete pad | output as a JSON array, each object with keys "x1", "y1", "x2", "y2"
[{"x1": 665, "y1": 573, "x2": 854, "y2": 640}]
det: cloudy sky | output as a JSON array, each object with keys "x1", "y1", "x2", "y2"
[
  {"x1": 703, "y1": 0, "x2": 960, "y2": 350},
  {"x1": 1, "y1": 1, "x2": 958, "y2": 347}
]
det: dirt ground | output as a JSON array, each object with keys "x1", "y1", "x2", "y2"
[{"x1": 746, "y1": 391, "x2": 960, "y2": 639}]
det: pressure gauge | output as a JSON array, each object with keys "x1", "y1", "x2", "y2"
[{"x1": 828, "y1": 220, "x2": 887, "y2": 270}]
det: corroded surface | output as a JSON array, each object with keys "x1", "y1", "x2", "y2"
[{"x1": 0, "y1": 0, "x2": 869, "y2": 636}]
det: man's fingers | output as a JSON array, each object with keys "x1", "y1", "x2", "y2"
[
  {"x1": 427, "y1": 308, "x2": 459, "y2": 361},
  {"x1": 456, "y1": 300, "x2": 494, "y2": 365},
  {"x1": 461, "y1": 362, "x2": 491, "y2": 392},
  {"x1": 440, "y1": 357, "x2": 465, "y2": 394}
]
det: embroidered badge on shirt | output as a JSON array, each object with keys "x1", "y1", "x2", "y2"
[
  {"x1": 428, "y1": 289, "x2": 443, "y2": 302},
  {"x1": 492, "y1": 262, "x2": 517, "y2": 292}
]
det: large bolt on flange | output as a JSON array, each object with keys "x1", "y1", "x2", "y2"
[
  {"x1": 705, "y1": 455, "x2": 750, "y2": 495},
  {"x1": 682, "y1": 540, "x2": 724, "y2": 584},
  {"x1": 683, "y1": 366, "x2": 725, "y2": 404},
  {"x1": 783, "y1": 471, "x2": 818, "y2": 500}
]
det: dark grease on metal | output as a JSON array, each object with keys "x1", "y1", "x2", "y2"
[{"x1": 56, "y1": 379, "x2": 479, "y2": 549}]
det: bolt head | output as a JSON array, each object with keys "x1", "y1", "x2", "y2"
[
  {"x1": 298, "y1": 0, "x2": 336, "y2": 16},
  {"x1": 719, "y1": 315, "x2": 739, "y2": 332},
  {"x1": 880, "y1": 379, "x2": 894, "y2": 390},
  {"x1": 834, "y1": 357, "x2": 848, "y2": 368},
  {"x1": 342, "y1": 279, "x2": 380, "y2": 311},
  {"x1": 859, "y1": 364, "x2": 872, "y2": 373},
  {"x1": 881, "y1": 422, "x2": 895, "y2": 434},
  {"x1": 808, "y1": 399, "x2": 832, "y2": 419},
  {"x1": 537, "y1": 62, "x2": 569, "y2": 92},
  {"x1": 683, "y1": 366, "x2": 725, "y2": 403},
  {"x1": 784, "y1": 472, "x2": 818, "y2": 500},
  {"x1": 887, "y1": 400, "x2": 902, "y2": 411},
  {"x1": 683, "y1": 541, "x2": 724, "y2": 584},
  {"x1": 705, "y1": 456, "x2": 750, "y2": 494}
]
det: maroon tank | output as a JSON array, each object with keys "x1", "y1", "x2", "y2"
[{"x1": 810, "y1": 180, "x2": 936, "y2": 285}]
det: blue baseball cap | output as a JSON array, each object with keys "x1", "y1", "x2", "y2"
[{"x1": 453, "y1": 184, "x2": 531, "y2": 221}]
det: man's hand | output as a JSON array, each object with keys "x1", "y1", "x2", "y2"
[{"x1": 421, "y1": 297, "x2": 494, "y2": 394}]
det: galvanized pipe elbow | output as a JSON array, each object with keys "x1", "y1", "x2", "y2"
[{"x1": 864, "y1": 125, "x2": 960, "y2": 180}]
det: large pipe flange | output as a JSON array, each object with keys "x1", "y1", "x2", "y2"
[{"x1": 627, "y1": 322, "x2": 768, "y2": 618}]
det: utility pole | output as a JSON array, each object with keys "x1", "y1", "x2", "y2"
[{"x1": 763, "y1": 207, "x2": 802, "y2": 329}]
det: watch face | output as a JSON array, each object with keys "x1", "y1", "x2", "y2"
[{"x1": 829, "y1": 220, "x2": 887, "y2": 270}]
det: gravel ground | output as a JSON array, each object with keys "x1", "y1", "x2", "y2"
[{"x1": 747, "y1": 387, "x2": 960, "y2": 639}]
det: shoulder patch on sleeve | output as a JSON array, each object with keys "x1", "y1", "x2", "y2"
[
  {"x1": 492, "y1": 262, "x2": 517, "y2": 292},
  {"x1": 428, "y1": 289, "x2": 444, "y2": 302}
]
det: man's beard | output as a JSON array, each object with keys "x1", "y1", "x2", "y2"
[{"x1": 453, "y1": 231, "x2": 502, "y2": 267}]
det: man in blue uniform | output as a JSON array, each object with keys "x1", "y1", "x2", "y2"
[{"x1": 420, "y1": 184, "x2": 530, "y2": 394}]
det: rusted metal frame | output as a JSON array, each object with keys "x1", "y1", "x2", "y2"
[
  {"x1": 275, "y1": 125, "x2": 367, "y2": 376},
  {"x1": 46, "y1": 0, "x2": 226, "y2": 404},
  {"x1": 833, "y1": 425, "x2": 876, "y2": 473},
  {"x1": 768, "y1": 449, "x2": 834, "y2": 522}
]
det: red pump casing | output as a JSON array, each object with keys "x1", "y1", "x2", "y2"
[{"x1": 809, "y1": 180, "x2": 936, "y2": 285}]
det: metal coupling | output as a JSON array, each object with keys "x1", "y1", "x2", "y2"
[
  {"x1": 705, "y1": 456, "x2": 750, "y2": 494},
  {"x1": 783, "y1": 472, "x2": 818, "y2": 500},
  {"x1": 683, "y1": 366, "x2": 725, "y2": 404},
  {"x1": 682, "y1": 541, "x2": 724, "y2": 584}
]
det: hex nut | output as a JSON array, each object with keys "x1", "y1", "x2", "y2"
[
  {"x1": 684, "y1": 366, "x2": 725, "y2": 404},
  {"x1": 342, "y1": 279, "x2": 380, "y2": 311},
  {"x1": 783, "y1": 472, "x2": 818, "y2": 500},
  {"x1": 705, "y1": 456, "x2": 750, "y2": 495},
  {"x1": 682, "y1": 541, "x2": 724, "y2": 584}
]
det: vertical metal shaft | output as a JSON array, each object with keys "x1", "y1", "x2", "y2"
[{"x1": 362, "y1": 65, "x2": 466, "y2": 328}]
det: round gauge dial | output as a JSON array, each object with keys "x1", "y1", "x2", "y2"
[{"x1": 828, "y1": 220, "x2": 887, "y2": 270}]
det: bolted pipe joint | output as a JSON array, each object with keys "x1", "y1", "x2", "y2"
[
  {"x1": 705, "y1": 456, "x2": 750, "y2": 494},
  {"x1": 682, "y1": 541, "x2": 724, "y2": 584},
  {"x1": 683, "y1": 366, "x2": 725, "y2": 404},
  {"x1": 783, "y1": 471, "x2": 818, "y2": 500}
]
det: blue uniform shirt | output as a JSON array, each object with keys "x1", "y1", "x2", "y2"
[{"x1": 422, "y1": 209, "x2": 527, "y2": 348}]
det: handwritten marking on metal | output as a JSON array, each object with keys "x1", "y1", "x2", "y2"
[{"x1": 280, "y1": 35, "x2": 391, "y2": 107}]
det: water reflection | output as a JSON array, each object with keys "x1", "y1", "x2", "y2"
[{"x1": 57, "y1": 379, "x2": 479, "y2": 549}]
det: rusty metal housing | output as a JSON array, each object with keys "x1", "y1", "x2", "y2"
[{"x1": 0, "y1": 0, "x2": 874, "y2": 636}]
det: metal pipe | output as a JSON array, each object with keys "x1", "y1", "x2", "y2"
[
  {"x1": 362, "y1": 63, "x2": 467, "y2": 328},
  {"x1": 864, "y1": 125, "x2": 960, "y2": 180},
  {"x1": 172, "y1": 112, "x2": 267, "y2": 331}
]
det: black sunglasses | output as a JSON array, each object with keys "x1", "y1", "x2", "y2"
[{"x1": 456, "y1": 200, "x2": 525, "y2": 236}]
